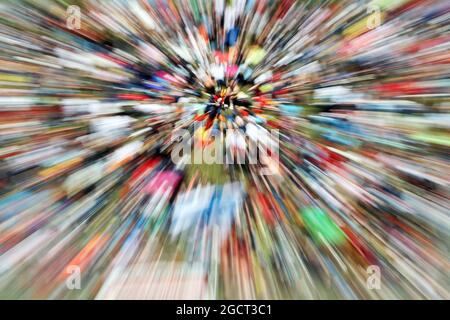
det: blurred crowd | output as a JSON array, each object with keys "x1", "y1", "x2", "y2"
[{"x1": 0, "y1": 0, "x2": 449, "y2": 299}]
